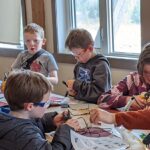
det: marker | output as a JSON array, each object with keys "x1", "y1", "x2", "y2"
[
  {"x1": 123, "y1": 97, "x2": 135, "y2": 111},
  {"x1": 62, "y1": 81, "x2": 68, "y2": 87},
  {"x1": 62, "y1": 81, "x2": 68, "y2": 97}
]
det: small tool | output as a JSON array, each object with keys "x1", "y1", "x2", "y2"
[
  {"x1": 123, "y1": 97, "x2": 135, "y2": 111},
  {"x1": 63, "y1": 110, "x2": 71, "y2": 121},
  {"x1": 62, "y1": 81, "x2": 69, "y2": 97},
  {"x1": 62, "y1": 81, "x2": 68, "y2": 87},
  {"x1": 143, "y1": 133, "x2": 150, "y2": 147}
]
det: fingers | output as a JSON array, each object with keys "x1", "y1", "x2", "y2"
[
  {"x1": 68, "y1": 90, "x2": 76, "y2": 96},
  {"x1": 65, "y1": 119, "x2": 81, "y2": 131},
  {"x1": 66, "y1": 80, "x2": 74, "y2": 89},
  {"x1": 62, "y1": 110, "x2": 71, "y2": 121},
  {"x1": 90, "y1": 109, "x2": 100, "y2": 124}
]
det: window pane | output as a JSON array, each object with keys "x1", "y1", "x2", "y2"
[
  {"x1": 0, "y1": 0, "x2": 24, "y2": 49},
  {"x1": 112, "y1": 0, "x2": 141, "y2": 53},
  {"x1": 75, "y1": 0, "x2": 100, "y2": 45}
]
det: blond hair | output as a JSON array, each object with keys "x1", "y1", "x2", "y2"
[{"x1": 24, "y1": 23, "x2": 45, "y2": 39}]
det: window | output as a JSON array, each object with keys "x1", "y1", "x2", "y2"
[
  {"x1": 73, "y1": 0, "x2": 100, "y2": 40},
  {"x1": 52, "y1": 0, "x2": 150, "y2": 69},
  {"x1": 111, "y1": 0, "x2": 141, "y2": 54},
  {"x1": 0, "y1": 0, "x2": 26, "y2": 57}
]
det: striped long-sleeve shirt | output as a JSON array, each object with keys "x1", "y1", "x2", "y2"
[{"x1": 98, "y1": 72, "x2": 150, "y2": 109}]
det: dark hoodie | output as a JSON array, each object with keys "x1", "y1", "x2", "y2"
[
  {"x1": 0, "y1": 112, "x2": 73, "y2": 150},
  {"x1": 73, "y1": 54, "x2": 112, "y2": 103}
]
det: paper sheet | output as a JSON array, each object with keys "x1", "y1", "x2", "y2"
[{"x1": 71, "y1": 130, "x2": 129, "y2": 150}]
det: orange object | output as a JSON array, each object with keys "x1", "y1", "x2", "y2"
[{"x1": 1, "y1": 80, "x2": 6, "y2": 93}]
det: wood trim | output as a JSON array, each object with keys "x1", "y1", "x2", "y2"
[
  {"x1": 31, "y1": 0, "x2": 45, "y2": 29},
  {"x1": 31, "y1": 0, "x2": 46, "y2": 48}
]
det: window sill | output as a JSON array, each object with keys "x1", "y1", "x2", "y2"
[
  {"x1": 0, "y1": 48, "x2": 22, "y2": 58},
  {"x1": 54, "y1": 53, "x2": 138, "y2": 70}
]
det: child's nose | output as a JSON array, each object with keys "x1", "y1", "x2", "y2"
[{"x1": 30, "y1": 40, "x2": 35, "y2": 45}]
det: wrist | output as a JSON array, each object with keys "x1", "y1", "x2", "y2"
[
  {"x1": 107, "y1": 112, "x2": 116, "y2": 124},
  {"x1": 111, "y1": 113, "x2": 116, "y2": 125}
]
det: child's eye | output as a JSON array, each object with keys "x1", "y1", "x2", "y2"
[
  {"x1": 34, "y1": 40, "x2": 38, "y2": 43},
  {"x1": 34, "y1": 39, "x2": 41, "y2": 44},
  {"x1": 25, "y1": 40, "x2": 30, "y2": 44}
]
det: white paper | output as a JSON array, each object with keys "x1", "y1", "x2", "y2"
[{"x1": 71, "y1": 130, "x2": 129, "y2": 150}]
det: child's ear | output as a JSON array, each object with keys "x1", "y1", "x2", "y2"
[
  {"x1": 24, "y1": 103, "x2": 34, "y2": 111},
  {"x1": 42, "y1": 38, "x2": 46, "y2": 46},
  {"x1": 88, "y1": 45, "x2": 93, "y2": 51}
]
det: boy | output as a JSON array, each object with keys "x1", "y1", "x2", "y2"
[
  {"x1": 65, "y1": 29, "x2": 112, "y2": 103},
  {"x1": 97, "y1": 43, "x2": 150, "y2": 110},
  {"x1": 11, "y1": 23, "x2": 58, "y2": 85},
  {"x1": 0, "y1": 70, "x2": 80, "y2": 150}
]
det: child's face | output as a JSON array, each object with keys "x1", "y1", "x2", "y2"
[
  {"x1": 71, "y1": 47, "x2": 92, "y2": 63},
  {"x1": 30, "y1": 92, "x2": 50, "y2": 118},
  {"x1": 24, "y1": 32, "x2": 46, "y2": 54},
  {"x1": 143, "y1": 64, "x2": 150, "y2": 85}
]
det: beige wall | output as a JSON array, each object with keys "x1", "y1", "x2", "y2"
[
  {"x1": 54, "y1": 63, "x2": 131, "y2": 95},
  {"x1": 0, "y1": 57, "x2": 131, "y2": 95},
  {"x1": 0, "y1": 57, "x2": 15, "y2": 79}
]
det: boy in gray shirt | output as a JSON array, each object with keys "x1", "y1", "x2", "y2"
[{"x1": 11, "y1": 23, "x2": 58, "y2": 85}]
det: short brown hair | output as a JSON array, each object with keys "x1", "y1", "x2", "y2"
[
  {"x1": 4, "y1": 70, "x2": 53, "y2": 111},
  {"x1": 137, "y1": 43, "x2": 150, "y2": 75},
  {"x1": 65, "y1": 28, "x2": 94, "y2": 50},
  {"x1": 24, "y1": 23, "x2": 44, "y2": 39}
]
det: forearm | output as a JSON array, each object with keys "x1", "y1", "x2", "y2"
[
  {"x1": 47, "y1": 77, "x2": 58, "y2": 85},
  {"x1": 41, "y1": 112, "x2": 58, "y2": 132},
  {"x1": 115, "y1": 109, "x2": 150, "y2": 130},
  {"x1": 98, "y1": 94, "x2": 128, "y2": 109},
  {"x1": 73, "y1": 80, "x2": 102, "y2": 103},
  {"x1": 100, "y1": 109, "x2": 116, "y2": 124}
]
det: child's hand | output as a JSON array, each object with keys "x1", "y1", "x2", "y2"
[
  {"x1": 131, "y1": 96, "x2": 147, "y2": 110},
  {"x1": 90, "y1": 108, "x2": 116, "y2": 125},
  {"x1": 68, "y1": 89, "x2": 77, "y2": 96},
  {"x1": 66, "y1": 80, "x2": 75, "y2": 89},
  {"x1": 65, "y1": 119, "x2": 81, "y2": 131},
  {"x1": 66, "y1": 80, "x2": 76, "y2": 96},
  {"x1": 53, "y1": 110, "x2": 70, "y2": 127}
]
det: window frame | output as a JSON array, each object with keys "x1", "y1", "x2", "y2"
[
  {"x1": 0, "y1": 0, "x2": 26, "y2": 58},
  {"x1": 52, "y1": 0, "x2": 150, "y2": 70}
]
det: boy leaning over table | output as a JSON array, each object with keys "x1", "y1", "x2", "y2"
[
  {"x1": 0, "y1": 70, "x2": 80, "y2": 150},
  {"x1": 65, "y1": 28, "x2": 112, "y2": 103}
]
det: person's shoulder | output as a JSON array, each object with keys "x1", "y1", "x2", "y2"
[
  {"x1": 41, "y1": 49, "x2": 54, "y2": 58},
  {"x1": 17, "y1": 50, "x2": 29, "y2": 57},
  {"x1": 126, "y1": 71, "x2": 140, "y2": 81},
  {"x1": 128, "y1": 71, "x2": 139, "y2": 77},
  {"x1": 90, "y1": 54, "x2": 110, "y2": 65},
  {"x1": 96, "y1": 54, "x2": 108, "y2": 61}
]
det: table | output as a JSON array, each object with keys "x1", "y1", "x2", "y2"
[{"x1": 46, "y1": 93, "x2": 147, "y2": 150}]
